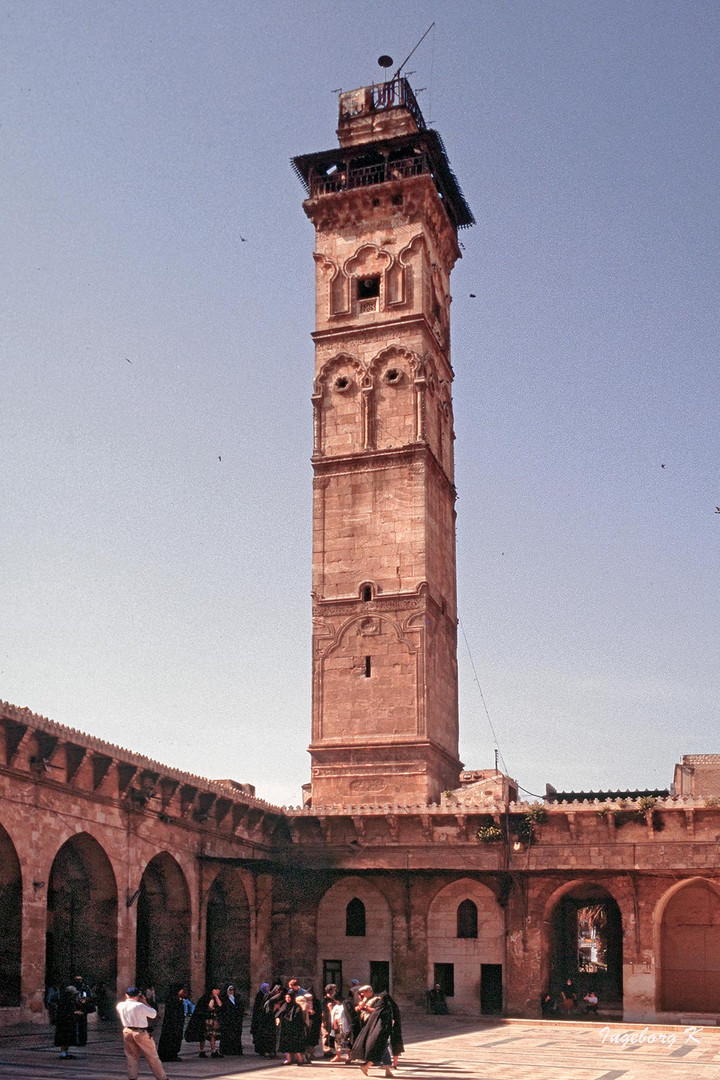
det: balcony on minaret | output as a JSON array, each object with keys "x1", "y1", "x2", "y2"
[
  {"x1": 337, "y1": 76, "x2": 425, "y2": 147},
  {"x1": 291, "y1": 79, "x2": 474, "y2": 234}
]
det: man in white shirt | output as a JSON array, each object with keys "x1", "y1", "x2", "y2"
[{"x1": 116, "y1": 987, "x2": 169, "y2": 1080}]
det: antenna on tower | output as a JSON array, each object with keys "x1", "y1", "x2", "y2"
[{"x1": 393, "y1": 22, "x2": 436, "y2": 80}]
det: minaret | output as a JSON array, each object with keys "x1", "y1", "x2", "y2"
[{"x1": 293, "y1": 75, "x2": 473, "y2": 806}]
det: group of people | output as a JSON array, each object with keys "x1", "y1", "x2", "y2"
[
  {"x1": 158, "y1": 982, "x2": 245, "y2": 1061},
  {"x1": 250, "y1": 978, "x2": 403, "y2": 1075},
  {"x1": 541, "y1": 978, "x2": 600, "y2": 1016},
  {"x1": 48, "y1": 973, "x2": 404, "y2": 1078}
]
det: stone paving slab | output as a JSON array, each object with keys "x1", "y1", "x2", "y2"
[{"x1": 2, "y1": 1017, "x2": 720, "y2": 1080}]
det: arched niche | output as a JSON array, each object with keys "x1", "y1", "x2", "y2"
[
  {"x1": 316, "y1": 878, "x2": 392, "y2": 995},
  {"x1": 205, "y1": 867, "x2": 251, "y2": 996},
  {"x1": 316, "y1": 354, "x2": 364, "y2": 457},
  {"x1": 46, "y1": 832, "x2": 118, "y2": 995},
  {"x1": 659, "y1": 879, "x2": 720, "y2": 1012},
  {"x1": 0, "y1": 824, "x2": 22, "y2": 1005},
  {"x1": 136, "y1": 852, "x2": 190, "y2": 1000},
  {"x1": 368, "y1": 347, "x2": 418, "y2": 450},
  {"x1": 545, "y1": 881, "x2": 623, "y2": 1008},
  {"x1": 427, "y1": 878, "x2": 503, "y2": 1015}
]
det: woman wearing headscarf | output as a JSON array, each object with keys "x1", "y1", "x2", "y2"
[
  {"x1": 219, "y1": 984, "x2": 245, "y2": 1056},
  {"x1": 251, "y1": 982, "x2": 280, "y2": 1057},
  {"x1": 350, "y1": 990, "x2": 395, "y2": 1078},
  {"x1": 54, "y1": 983, "x2": 83, "y2": 1059},
  {"x1": 297, "y1": 990, "x2": 321, "y2": 1061},
  {"x1": 250, "y1": 982, "x2": 270, "y2": 1055},
  {"x1": 158, "y1": 985, "x2": 188, "y2": 1062},
  {"x1": 276, "y1": 991, "x2": 306, "y2": 1066}
]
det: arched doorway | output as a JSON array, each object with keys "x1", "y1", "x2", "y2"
[
  {"x1": 136, "y1": 853, "x2": 190, "y2": 999},
  {"x1": 0, "y1": 825, "x2": 22, "y2": 1005},
  {"x1": 548, "y1": 883, "x2": 623, "y2": 1007},
  {"x1": 205, "y1": 868, "x2": 250, "y2": 995},
  {"x1": 46, "y1": 833, "x2": 118, "y2": 994},
  {"x1": 660, "y1": 879, "x2": 720, "y2": 1012}
]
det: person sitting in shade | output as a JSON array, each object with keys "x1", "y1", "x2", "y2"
[
  {"x1": 560, "y1": 979, "x2": 577, "y2": 1012},
  {"x1": 427, "y1": 983, "x2": 448, "y2": 1014},
  {"x1": 583, "y1": 990, "x2": 599, "y2": 1014}
]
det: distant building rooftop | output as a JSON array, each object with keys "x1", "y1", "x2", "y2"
[{"x1": 545, "y1": 785, "x2": 669, "y2": 804}]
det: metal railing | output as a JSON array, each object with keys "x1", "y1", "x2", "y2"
[
  {"x1": 370, "y1": 77, "x2": 426, "y2": 131},
  {"x1": 312, "y1": 154, "x2": 428, "y2": 196}
]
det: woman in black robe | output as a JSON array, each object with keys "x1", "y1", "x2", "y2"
[
  {"x1": 276, "y1": 992, "x2": 306, "y2": 1066},
  {"x1": 185, "y1": 987, "x2": 222, "y2": 1057},
  {"x1": 158, "y1": 986, "x2": 187, "y2": 1062},
  {"x1": 350, "y1": 991, "x2": 395, "y2": 1077},
  {"x1": 387, "y1": 993, "x2": 404, "y2": 1068},
  {"x1": 54, "y1": 984, "x2": 83, "y2": 1059},
  {"x1": 250, "y1": 982, "x2": 273, "y2": 1056},
  {"x1": 220, "y1": 984, "x2": 245, "y2": 1055}
]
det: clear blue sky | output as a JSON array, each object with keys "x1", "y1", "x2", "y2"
[{"x1": 2, "y1": 1, "x2": 718, "y2": 806}]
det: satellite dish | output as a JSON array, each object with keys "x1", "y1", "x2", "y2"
[{"x1": 378, "y1": 55, "x2": 394, "y2": 71}]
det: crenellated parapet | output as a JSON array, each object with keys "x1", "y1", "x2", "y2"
[
  {"x1": 279, "y1": 792, "x2": 720, "y2": 875},
  {"x1": 0, "y1": 700, "x2": 285, "y2": 851}
]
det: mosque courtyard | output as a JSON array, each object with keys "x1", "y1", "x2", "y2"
[{"x1": 2, "y1": 1015, "x2": 719, "y2": 1080}]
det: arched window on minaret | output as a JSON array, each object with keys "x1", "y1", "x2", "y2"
[
  {"x1": 456, "y1": 899, "x2": 478, "y2": 939},
  {"x1": 346, "y1": 897, "x2": 366, "y2": 937}
]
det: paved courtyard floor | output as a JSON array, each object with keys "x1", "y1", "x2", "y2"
[{"x1": 2, "y1": 1015, "x2": 720, "y2": 1080}]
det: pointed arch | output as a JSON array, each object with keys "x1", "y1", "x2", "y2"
[
  {"x1": 314, "y1": 353, "x2": 366, "y2": 456},
  {"x1": 367, "y1": 346, "x2": 422, "y2": 449},
  {"x1": 658, "y1": 878, "x2": 720, "y2": 1012},
  {"x1": 0, "y1": 824, "x2": 22, "y2": 1006},
  {"x1": 457, "y1": 898, "x2": 479, "y2": 939},
  {"x1": 136, "y1": 852, "x2": 190, "y2": 999},
  {"x1": 205, "y1": 867, "x2": 251, "y2": 996},
  {"x1": 46, "y1": 832, "x2": 118, "y2": 995},
  {"x1": 542, "y1": 880, "x2": 623, "y2": 1010},
  {"x1": 427, "y1": 879, "x2": 503, "y2": 1015},
  {"x1": 345, "y1": 897, "x2": 366, "y2": 937},
  {"x1": 316, "y1": 878, "x2": 392, "y2": 994}
]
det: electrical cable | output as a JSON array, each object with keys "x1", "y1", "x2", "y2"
[{"x1": 458, "y1": 616, "x2": 509, "y2": 775}]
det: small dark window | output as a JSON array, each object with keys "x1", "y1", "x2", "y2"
[
  {"x1": 357, "y1": 276, "x2": 380, "y2": 300},
  {"x1": 362, "y1": 586, "x2": 372, "y2": 602},
  {"x1": 369, "y1": 960, "x2": 390, "y2": 993},
  {"x1": 392, "y1": 193, "x2": 403, "y2": 206},
  {"x1": 323, "y1": 959, "x2": 342, "y2": 994},
  {"x1": 364, "y1": 656, "x2": 371, "y2": 678},
  {"x1": 457, "y1": 899, "x2": 478, "y2": 939},
  {"x1": 346, "y1": 898, "x2": 366, "y2": 937}
]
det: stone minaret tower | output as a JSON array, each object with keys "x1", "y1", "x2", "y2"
[{"x1": 293, "y1": 77, "x2": 473, "y2": 806}]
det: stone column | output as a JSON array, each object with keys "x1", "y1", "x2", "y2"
[{"x1": 21, "y1": 872, "x2": 49, "y2": 1021}]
